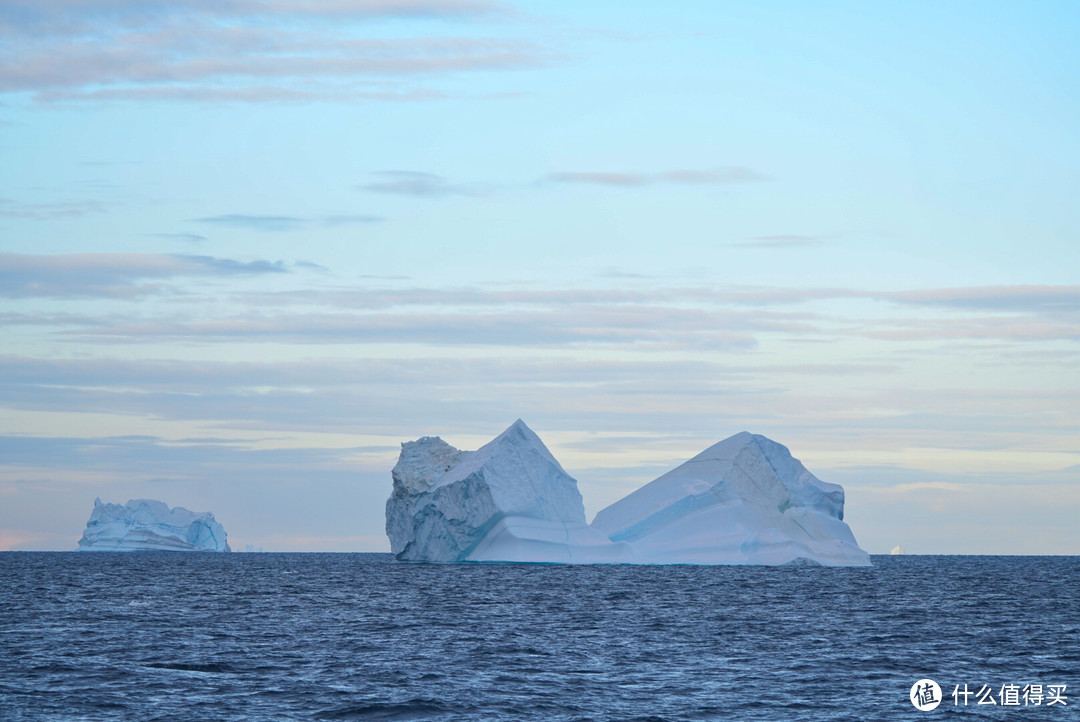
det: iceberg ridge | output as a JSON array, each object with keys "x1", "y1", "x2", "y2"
[
  {"x1": 592, "y1": 432, "x2": 870, "y2": 566},
  {"x1": 385, "y1": 420, "x2": 633, "y2": 562},
  {"x1": 385, "y1": 423, "x2": 870, "y2": 566}
]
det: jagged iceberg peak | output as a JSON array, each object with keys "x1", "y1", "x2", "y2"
[
  {"x1": 78, "y1": 498, "x2": 231, "y2": 552},
  {"x1": 654, "y1": 431, "x2": 845, "y2": 521},
  {"x1": 384, "y1": 424, "x2": 868, "y2": 566},
  {"x1": 591, "y1": 432, "x2": 870, "y2": 566},
  {"x1": 386, "y1": 420, "x2": 632, "y2": 563},
  {"x1": 392, "y1": 419, "x2": 564, "y2": 498}
]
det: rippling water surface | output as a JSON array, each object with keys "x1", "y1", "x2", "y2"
[{"x1": 2, "y1": 554, "x2": 1078, "y2": 720}]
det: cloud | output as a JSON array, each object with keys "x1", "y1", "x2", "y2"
[
  {"x1": 293, "y1": 260, "x2": 330, "y2": 272},
  {"x1": 0, "y1": 252, "x2": 288, "y2": 298},
  {"x1": 232, "y1": 285, "x2": 845, "y2": 310},
  {"x1": 319, "y1": 214, "x2": 385, "y2": 226},
  {"x1": 144, "y1": 232, "x2": 208, "y2": 243},
  {"x1": 0, "y1": 433, "x2": 356, "y2": 473},
  {"x1": 353, "y1": 167, "x2": 766, "y2": 198},
  {"x1": 0, "y1": 197, "x2": 108, "y2": 219},
  {"x1": 545, "y1": 167, "x2": 767, "y2": 187},
  {"x1": 0, "y1": 352, "x2": 899, "y2": 432},
  {"x1": 191, "y1": 214, "x2": 306, "y2": 232},
  {"x1": 357, "y1": 171, "x2": 487, "y2": 197},
  {"x1": 190, "y1": 213, "x2": 383, "y2": 231},
  {"x1": 1, "y1": 0, "x2": 504, "y2": 29},
  {"x1": 6, "y1": 269, "x2": 1077, "y2": 353},
  {"x1": 188, "y1": 255, "x2": 290, "y2": 274},
  {"x1": 35, "y1": 86, "x2": 452, "y2": 104},
  {"x1": 0, "y1": 353, "x2": 796, "y2": 438},
  {"x1": 69, "y1": 307, "x2": 767, "y2": 349},
  {"x1": 548, "y1": 172, "x2": 648, "y2": 187},
  {"x1": 0, "y1": 2, "x2": 542, "y2": 104},
  {"x1": 861, "y1": 317, "x2": 1080, "y2": 343},
  {"x1": 887, "y1": 285, "x2": 1080, "y2": 314}
]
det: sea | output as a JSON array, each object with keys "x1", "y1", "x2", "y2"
[{"x1": 1, "y1": 553, "x2": 1077, "y2": 721}]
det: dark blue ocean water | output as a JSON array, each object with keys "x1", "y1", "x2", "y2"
[{"x1": 1, "y1": 554, "x2": 1078, "y2": 721}]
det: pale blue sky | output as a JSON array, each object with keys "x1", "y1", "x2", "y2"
[{"x1": 1, "y1": 1, "x2": 1078, "y2": 553}]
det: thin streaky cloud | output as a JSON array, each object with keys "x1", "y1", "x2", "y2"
[
  {"x1": 0, "y1": 197, "x2": 109, "y2": 219},
  {"x1": 192, "y1": 214, "x2": 306, "y2": 232},
  {"x1": 547, "y1": 172, "x2": 648, "y2": 186},
  {"x1": 0, "y1": 252, "x2": 289, "y2": 299},
  {"x1": 67, "y1": 307, "x2": 769, "y2": 349},
  {"x1": 35, "y1": 87, "x2": 452, "y2": 105},
  {"x1": 887, "y1": 285, "x2": 1080, "y2": 313},
  {"x1": 862, "y1": 317, "x2": 1080, "y2": 343},
  {"x1": 0, "y1": 0, "x2": 506, "y2": 27},
  {"x1": 358, "y1": 171, "x2": 488, "y2": 197},
  {"x1": 190, "y1": 213, "x2": 384, "y2": 231},
  {"x1": 0, "y1": 3, "x2": 545, "y2": 104},
  {"x1": 144, "y1": 233, "x2": 208, "y2": 243},
  {"x1": 200, "y1": 282, "x2": 1080, "y2": 316},
  {"x1": 187, "y1": 255, "x2": 289, "y2": 275}
]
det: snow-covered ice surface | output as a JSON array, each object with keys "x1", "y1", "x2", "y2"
[
  {"x1": 385, "y1": 420, "x2": 633, "y2": 562},
  {"x1": 593, "y1": 432, "x2": 870, "y2": 567},
  {"x1": 78, "y1": 498, "x2": 231, "y2": 552},
  {"x1": 386, "y1": 422, "x2": 869, "y2": 566}
]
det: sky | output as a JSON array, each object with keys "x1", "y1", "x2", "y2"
[{"x1": 1, "y1": 0, "x2": 1078, "y2": 554}]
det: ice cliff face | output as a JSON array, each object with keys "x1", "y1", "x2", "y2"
[
  {"x1": 592, "y1": 432, "x2": 870, "y2": 566},
  {"x1": 386, "y1": 420, "x2": 632, "y2": 562},
  {"x1": 78, "y1": 498, "x2": 231, "y2": 552},
  {"x1": 386, "y1": 423, "x2": 870, "y2": 566}
]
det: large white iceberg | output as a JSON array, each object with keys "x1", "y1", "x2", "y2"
[
  {"x1": 592, "y1": 432, "x2": 871, "y2": 566},
  {"x1": 386, "y1": 420, "x2": 633, "y2": 562},
  {"x1": 386, "y1": 422, "x2": 869, "y2": 566},
  {"x1": 78, "y1": 498, "x2": 231, "y2": 552}
]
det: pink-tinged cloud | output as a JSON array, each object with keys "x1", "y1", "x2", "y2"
[
  {"x1": 0, "y1": 2, "x2": 541, "y2": 103},
  {"x1": 0, "y1": 528, "x2": 60, "y2": 551},
  {"x1": 887, "y1": 285, "x2": 1080, "y2": 312}
]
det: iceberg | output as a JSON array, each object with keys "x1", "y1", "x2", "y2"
[
  {"x1": 78, "y1": 498, "x2": 231, "y2": 552},
  {"x1": 385, "y1": 419, "x2": 633, "y2": 562},
  {"x1": 385, "y1": 422, "x2": 869, "y2": 566},
  {"x1": 592, "y1": 432, "x2": 871, "y2": 566}
]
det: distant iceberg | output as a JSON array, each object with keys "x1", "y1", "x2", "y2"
[
  {"x1": 890, "y1": 545, "x2": 905, "y2": 555},
  {"x1": 78, "y1": 498, "x2": 231, "y2": 552},
  {"x1": 385, "y1": 422, "x2": 869, "y2": 566}
]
